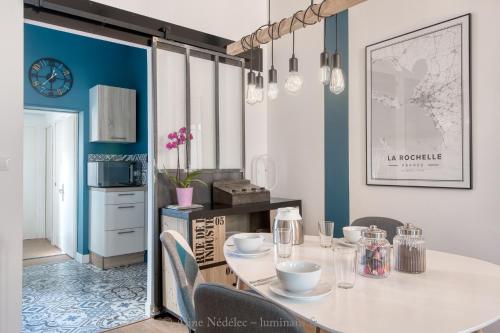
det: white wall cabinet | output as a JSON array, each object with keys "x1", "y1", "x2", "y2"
[
  {"x1": 90, "y1": 85, "x2": 136, "y2": 143},
  {"x1": 90, "y1": 188, "x2": 145, "y2": 259}
]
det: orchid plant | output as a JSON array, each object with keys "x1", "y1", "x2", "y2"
[{"x1": 163, "y1": 127, "x2": 206, "y2": 188}]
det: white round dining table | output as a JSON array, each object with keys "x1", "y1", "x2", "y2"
[{"x1": 224, "y1": 234, "x2": 500, "y2": 333}]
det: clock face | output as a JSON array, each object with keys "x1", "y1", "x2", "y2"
[{"x1": 29, "y1": 58, "x2": 73, "y2": 97}]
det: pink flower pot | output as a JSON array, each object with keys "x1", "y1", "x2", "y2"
[{"x1": 176, "y1": 187, "x2": 193, "y2": 207}]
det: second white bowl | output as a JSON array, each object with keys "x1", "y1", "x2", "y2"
[
  {"x1": 343, "y1": 226, "x2": 368, "y2": 243},
  {"x1": 232, "y1": 233, "x2": 264, "y2": 253},
  {"x1": 276, "y1": 261, "x2": 322, "y2": 293}
]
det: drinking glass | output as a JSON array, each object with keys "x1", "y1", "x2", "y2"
[
  {"x1": 318, "y1": 220, "x2": 335, "y2": 248},
  {"x1": 275, "y1": 227, "x2": 292, "y2": 258},
  {"x1": 333, "y1": 247, "x2": 357, "y2": 289}
]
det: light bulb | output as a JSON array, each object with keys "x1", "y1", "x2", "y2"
[
  {"x1": 246, "y1": 71, "x2": 258, "y2": 105},
  {"x1": 329, "y1": 52, "x2": 345, "y2": 95},
  {"x1": 319, "y1": 51, "x2": 331, "y2": 85},
  {"x1": 246, "y1": 84, "x2": 258, "y2": 105},
  {"x1": 319, "y1": 66, "x2": 331, "y2": 86},
  {"x1": 267, "y1": 67, "x2": 279, "y2": 100},
  {"x1": 285, "y1": 72, "x2": 303, "y2": 94},
  {"x1": 285, "y1": 56, "x2": 303, "y2": 94},
  {"x1": 256, "y1": 73, "x2": 264, "y2": 103},
  {"x1": 268, "y1": 82, "x2": 279, "y2": 100}
]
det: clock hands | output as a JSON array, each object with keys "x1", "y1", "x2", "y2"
[{"x1": 41, "y1": 69, "x2": 57, "y2": 86}]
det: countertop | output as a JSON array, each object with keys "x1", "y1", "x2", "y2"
[
  {"x1": 161, "y1": 197, "x2": 301, "y2": 220},
  {"x1": 89, "y1": 186, "x2": 147, "y2": 192}
]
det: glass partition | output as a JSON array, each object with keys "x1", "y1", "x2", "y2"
[
  {"x1": 189, "y1": 53, "x2": 216, "y2": 169},
  {"x1": 219, "y1": 62, "x2": 243, "y2": 169},
  {"x1": 155, "y1": 41, "x2": 244, "y2": 171},
  {"x1": 156, "y1": 46, "x2": 186, "y2": 170}
]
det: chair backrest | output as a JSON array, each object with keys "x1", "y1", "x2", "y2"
[
  {"x1": 194, "y1": 283, "x2": 306, "y2": 333},
  {"x1": 351, "y1": 216, "x2": 404, "y2": 244},
  {"x1": 160, "y1": 230, "x2": 204, "y2": 327}
]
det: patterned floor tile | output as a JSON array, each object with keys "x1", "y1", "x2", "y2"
[{"x1": 23, "y1": 260, "x2": 147, "y2": 333}]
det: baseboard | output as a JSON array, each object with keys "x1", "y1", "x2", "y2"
[{"x1": 75, "y1": 252, "x2": 90, "y2": 264}]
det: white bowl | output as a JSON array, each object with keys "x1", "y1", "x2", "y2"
[
  {"x1": 232, "y1": 233, "x2": 264, "y2": 253},
  {"x1": 276, "y1": 261, "x2": 322, "y2": 293},
  {"x1": 343, "y1": 226, "x2": 368, "y2": 243}
]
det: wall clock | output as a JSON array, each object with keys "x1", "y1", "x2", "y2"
[{"x1": 29, "y1": 57, "x2": 73, "y2": 97}]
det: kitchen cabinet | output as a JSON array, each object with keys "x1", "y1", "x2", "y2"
[
  {"x1": 90, "y1": 85, "x2": 136, "y2": 143},
  {"x1": 89, "y1": 187, "x2": 145, "y2": 269}
]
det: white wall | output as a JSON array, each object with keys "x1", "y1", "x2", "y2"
[
  {"x1": 0, "y1": 0, "x2": 23, "y2": 332},
  {"x1": 92, "y1": 0, "x2": 267, "y2": 42},
  {"x1": 349, "y1": 0, "x2": 500, "y2": 266},
  {"x1": 267, "y1": 0, "x2": 325, "y2": 234}
]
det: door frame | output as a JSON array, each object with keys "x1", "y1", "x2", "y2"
[
  {"x1": 24, "y1": 19, "x2": 155, "y2": 317},
  {"x1": 24, "y1": 107, "x2": 79, "y2": 259}
]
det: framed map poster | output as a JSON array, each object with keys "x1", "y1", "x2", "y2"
[{"x1": 366, "y1": 14, "x2": 471, "y2": 189}]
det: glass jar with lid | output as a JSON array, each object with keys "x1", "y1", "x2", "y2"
[
  {"x1": 393, "y1": 223, "x2": 426, "y2": 274},
  {"x1": 358, "y1": 225, "x2": 391, "y2": 278}
]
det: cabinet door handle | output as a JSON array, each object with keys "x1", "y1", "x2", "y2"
[
  {"x1": 117, "y1": 230, "x2": 136, "y2": 235},
  {"x1": 118, "y1": 205, "x2": 135, "y2": 209},
  {"x1": 118, "y1": 193, "x2": 135, "y2": 196},
  {"x1": 111, "y1": 136, "x2": 127, "y2": 140}
]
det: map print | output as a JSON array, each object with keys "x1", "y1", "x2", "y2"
[{"x1": 368, "y1": 20, "x2": 468, "y2": 184}]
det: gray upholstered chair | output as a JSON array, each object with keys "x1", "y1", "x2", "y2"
[
  {"x1": 351, "y1": 216, "x2": 404, "y2": 244},
  {"x1": 194, "y1": 283, "x2": 306, "y2": 333},
  {"x1": 160, "y1": 230, "x2": 204, "y2": 330}
]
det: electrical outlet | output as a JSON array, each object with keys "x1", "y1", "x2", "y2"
[{"x1": 0, "y1": 156, "x2": 11, "y2": 171}]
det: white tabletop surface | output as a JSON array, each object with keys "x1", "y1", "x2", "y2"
[{"x1": 224, "y1": 234, "x2": 500, "y2": 333}]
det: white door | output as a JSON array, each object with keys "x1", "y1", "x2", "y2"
[
  {"x1": 45, "y1": 126, "x2": 54, "y2": 243},
  {"x1": 23, "y1": 121, "x2": 46, "y2": 240},
  {"x1": 53, "y1": 115, "x2": 77, "y2": 258}
]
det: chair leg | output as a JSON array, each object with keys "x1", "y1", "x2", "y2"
[{"x1": 236, "y1": 277, "x2": 241, "y2": 289}]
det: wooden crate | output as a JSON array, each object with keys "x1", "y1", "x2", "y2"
[
  {"x1": 191, "y1": 216, "x2": 226, "y2": 267},
  {"x1": 161, "y1": 215, "x2": 234, "y2": 317}
]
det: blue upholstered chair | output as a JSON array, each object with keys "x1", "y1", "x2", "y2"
[
  {"x1": 194, "y1": 283, "x2": 306, "y2": 333},
  {"x1": 160, "y1": 230, "x2": 204, "y2": 330},
  {"x1": 351, "y1": 216, "x2": 404, "y2": 244}
]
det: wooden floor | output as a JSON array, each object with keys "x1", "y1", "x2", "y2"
[
  {"x1": 23, "y1": 254, "x2": 72, "y2": 267},
  {"x1": 106, "y1": 318, "x2": 188, "y2": 333},
  {"x1": 23, "y1": 238, "x2": 63, "y2": 260}
]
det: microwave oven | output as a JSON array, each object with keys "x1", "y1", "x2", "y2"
[{"x1": 88, "y1": 161, "x2": 142, "y2": 187}]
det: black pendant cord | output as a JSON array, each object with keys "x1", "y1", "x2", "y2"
[
  {"x1": 240, "y1": 0, "x2": 330, "y2": 53},
  {"x1": 257, "y1": 46, "x2": 261, "y2": 75},
  {"x1": 324, "y1": 17, "x2": 327, "y2": 52},
  {"x1": 269, "y1": 0, "x2": 274, "y2": 68},
  {"x1": 250, "y1": 33, "x2": 254, "y2": 73},
  {"x1": 292, "y1": 31, "x2": 296, "y2": 58},
  {"x1": 271, "y1": 32, "x2": 274, "y2": 67},
  {"x1": 335, "y1": 14, "x2": 339, "y2": 53}
]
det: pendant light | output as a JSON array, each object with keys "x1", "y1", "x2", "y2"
[
  {"x1": 329, "y1": 14, "x2": 345, "y2": 95},
  {"x1": 319, "y1": 18, "x2": 331, "y2": 85},
  {"x1": 256, "y1": 72, "x2": 264, "y2": 103},
  {"x1": 267, "y1": 0, "x2": 279, "y2": 100},
  {"x1": 246, "y1": 35, "x2": 259, "y2": 105},
  {"x1": 284, "y1": 31, "x2": 303, "y2": 94},
  {"x1": 255, "y1": 48, "x2": 264, "y2": 103}
]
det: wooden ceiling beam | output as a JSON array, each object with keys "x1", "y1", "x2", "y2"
[{"x1": 226, "y1": 0, "x2": 366, "y2": 56}]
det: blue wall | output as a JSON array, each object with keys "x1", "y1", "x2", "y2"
[
  {"x1": 325, "y1": 12, "x2": 350, "y2": 237},
  {"x1": 24, "y1": 24, "x2": 148, "y2": 255}
]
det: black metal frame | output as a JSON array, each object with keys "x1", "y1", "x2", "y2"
[
  {"x1": 364, "y1": 13, "x2": 472, "y2": 190},
  {"x1": 24, "y1": 0, "x2": 262, "y2": 71}
]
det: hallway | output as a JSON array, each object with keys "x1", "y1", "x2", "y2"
[{"x1": 23, "y1": 238, "x2": 62, "y2": 260}]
